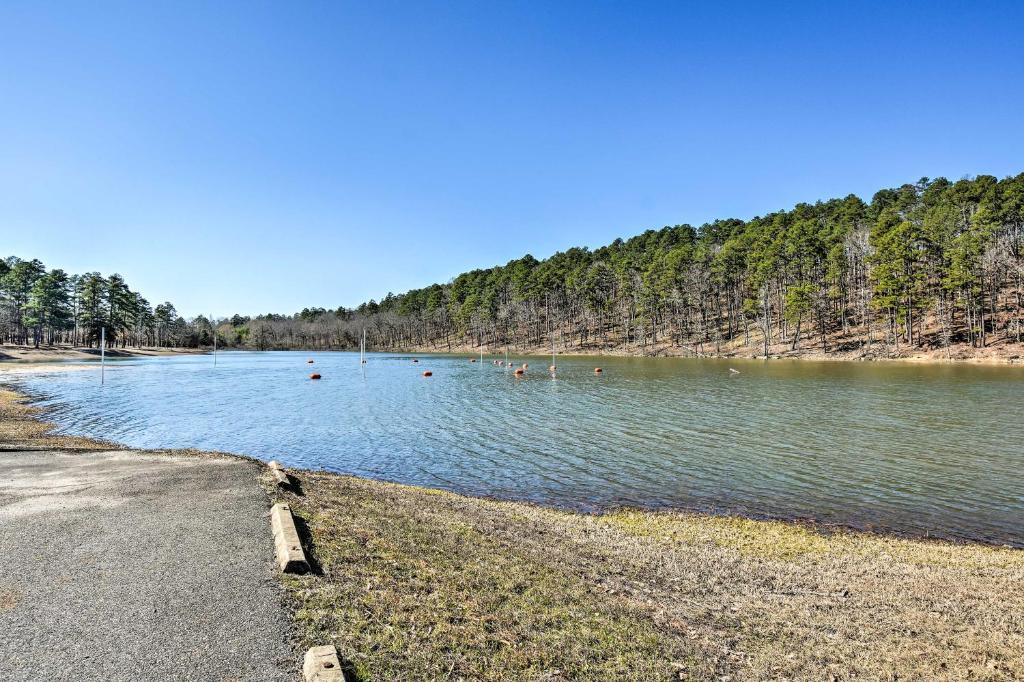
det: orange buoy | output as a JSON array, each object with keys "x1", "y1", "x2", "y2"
[
  {"x1": 310, "y1": 373, "x2": 322, "y2": 380},
  {"x1": 594, "y1": 367, "x2": 602, "y2": 374},
  {"x1": 422, "y1": 370, "x2": 432, "y2": 377}
]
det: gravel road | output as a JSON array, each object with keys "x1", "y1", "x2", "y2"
[{"x1": 0, "y1": 449, "x2": 296, "y2": 681}]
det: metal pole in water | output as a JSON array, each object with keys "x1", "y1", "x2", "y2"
[
  {"x1": 547, "y1": 294, "x2": 555, "y2": 377},
  {"x1": 100, "y1": 327, "x2": 105, "y2": 385},
  {"x1": 551, "y1": 327, "x2": 556, "y2": 377},
  {"x1": 212, "y1": 314, "x2": 217, "y2": 367}
]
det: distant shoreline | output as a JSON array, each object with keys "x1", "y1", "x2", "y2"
[
  {"x1": 395, "y1": 346, "x2": 1024, "y2": 366},
  {"x1": 0, "y1": 344, "x2": 208, "y2": 364},
  {"x1": 9, "y1": 341, "x2": 1016, "y2": 368}
]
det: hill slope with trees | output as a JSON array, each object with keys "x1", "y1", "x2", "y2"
[
  {"x1": 4, "y1": 173, "x2": 1022, "y2": 361},
  {"x1": 232, "y1": 173, "x2": 1024, "y2": 360}
]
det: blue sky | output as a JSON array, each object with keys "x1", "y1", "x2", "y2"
[{"x1": 2, "y1": 1, "x2": 1022, "y2": 317}]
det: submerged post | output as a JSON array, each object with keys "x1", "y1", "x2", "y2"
[{"x1": 100, "y1": 327, "x2": 106, "y2": 385}]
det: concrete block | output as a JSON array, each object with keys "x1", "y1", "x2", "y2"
[
  {"x1": 268, "y1": 460, "x2": 290, "y2": 487},
  {"x1": 303, "y1": 645, "x2": 345, "y2": 681},
  {"x1": 270, "y1": 503, "x2": 309, "y2": 574}
]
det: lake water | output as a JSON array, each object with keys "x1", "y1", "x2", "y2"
[{"x1": 8, "y1": 351, "x2": 1024, "y2": 546}]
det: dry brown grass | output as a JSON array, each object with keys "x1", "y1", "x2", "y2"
[{"x1": 273, "y1": 472, "x2": 1024, "y2": 682}]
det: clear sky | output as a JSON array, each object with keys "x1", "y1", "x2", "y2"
[{"x1": 2, "y1": 1, "x2": 1022, "y2": 317}]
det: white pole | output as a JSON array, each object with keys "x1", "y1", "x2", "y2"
[
  {"x1": 212, "y1": 315, "x2": 217, "y2": 367},
  {"x1": 548, "y1": 295, "x2": 555, "y2": 375},
  {"x1": 100, "y1": 327, "x2": 106, "y2": 385},
  {"x1": 551, "y1": 330, "x2": 555, "y2": 374}
]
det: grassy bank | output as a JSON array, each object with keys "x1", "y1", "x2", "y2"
[{"x1": 269, "y1": 469, "x2": 1024, "y2": 681}]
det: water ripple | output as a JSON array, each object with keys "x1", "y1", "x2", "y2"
[{"x1": 9, "y1": 351, "x2": 1024, "y2": 546}]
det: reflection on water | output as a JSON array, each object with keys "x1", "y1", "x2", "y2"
[{"x1": 10, "y1": 351, "x2": 1024, "y2": 546}]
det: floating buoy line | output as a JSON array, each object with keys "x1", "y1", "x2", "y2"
[{"x1": 301, "y1": 353, "x2": 617, "y2": 381}]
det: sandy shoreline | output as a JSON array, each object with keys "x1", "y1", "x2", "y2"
[{"x1": 0, "y1": 344, "x2": 208, "y2": 364}]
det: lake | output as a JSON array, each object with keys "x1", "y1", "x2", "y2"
[{"x1": 8, "y1": 351, "x2": 1024, "y2": 546}]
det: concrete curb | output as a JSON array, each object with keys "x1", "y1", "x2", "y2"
[
  {"x1": 269, "y1": 502, "x2": 310, "y2": 574},
  {"x1": 268, "y1": 460, "x2": 290, "y2": 488},
  {"x1": 303, "y1": 645, "x2": 345, "y2": 681}
]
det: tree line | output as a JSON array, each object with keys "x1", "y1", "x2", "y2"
[
  {"x1": 0, "y1": 260, "x2": 212, "y2": 349},
  {"x1": 223, "y1": 174, "x2": 1023, "y2": 357},
  {"x1": 6, "y1": 174, "x2": 1022, "y2": 358}
]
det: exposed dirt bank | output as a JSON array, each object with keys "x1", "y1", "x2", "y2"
[{"x1": 403, "y1": 336, "x2": 1024, "y2": 365}]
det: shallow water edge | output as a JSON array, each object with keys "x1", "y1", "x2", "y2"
[{"x1": 1, "y1": 374, "x2": 1019, "y2": 550}]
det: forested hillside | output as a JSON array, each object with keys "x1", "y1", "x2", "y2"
[
  {"x1": 4, "y1": 174, "x2": 1023, "y2": 359},
  {"x1": 235, "y1": 174, "x2": 1024, "y2": 359}
]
